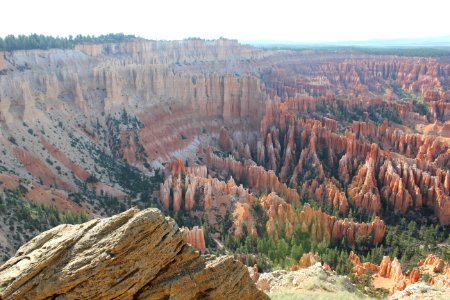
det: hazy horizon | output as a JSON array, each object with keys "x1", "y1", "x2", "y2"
[{"x1": 2, "y1": 0, "x2": 450, "y2": 44}]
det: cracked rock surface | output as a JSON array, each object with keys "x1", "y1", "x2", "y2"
[{"x1": 0, "y1": 208, "x2": 267, "y2": 300}]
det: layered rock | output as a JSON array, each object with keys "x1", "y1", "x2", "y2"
[
  {"x1": 262, "y1": 56, "x2": 450, "y2": 103},
  {"x1": 75, "y1": 38, "x2": 266, "y2": 64},
  {"x1": 233, "y1": 202, "x2": 258, "y2": 239},
  {"x1": 257, "y1": 97, "x2": 450, "y2": 223},
  {"x1": 349, "y1": 251, "x2": 450, "y2": 296},
  {"x1": 0, "y1": 208, "x2": 267, "y2": 300},
  {"x1": 40, "y1": 137, "x2": 90, "y2": 181},
  {"x1": 377, "y1": 256, "x2": 405, "y2": 284},
  {"x1": 13, "y1": 147, "x2": 74, "y2": 191},
  {"x1": 0, "y1": 173, "x2": 87, "y2": 215},
  {"x1": 421, "y1": 254, "x2": 444, "y2": 273}
]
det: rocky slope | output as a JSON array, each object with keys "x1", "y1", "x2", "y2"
[
  {"x1": 251, "y1": 261, "x2": 449, "y2": 300},
  {"x1": 389, "y1": 282, "x2": 450, "y2": 299},
  {"x1": 254, "y1": 262, "x2": 370, "y2": 299},
  {"x1": 0, "y1": 207, "x2": 267, "y2": 300}
]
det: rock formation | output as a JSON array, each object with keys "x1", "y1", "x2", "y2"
[
  {"x1": 12, "y1": 147, "x2": 75, "y2": 191},
  {"x1": 291, "y1": 252, "x2": 319, "y2": 271},
  {"x1": 349, "y1": 252, "x2": 450, "y2": 295},
  {"x1": 181, "y1": 226, "x2": 207, "y2": 252},
  {"x1": 206, "y1": 148, "x2": 300, "y2": 203},
  {"x1": 260, "y1": 193, "x2": 385, "y2": 246},
  {"x1": 0, "y1": 208, "x2": 267, "y2": 300},
  {"x1": 233, "y1": 202, "x2": 258, "y2": 238},
  {"x1": 348, "y1": 251, "x2": 379, "y2": 276},
  {"x1": 257, "y1": 102, "x2": 450, "y2": 224},
  {"x1": 160, "y1": 163, "x2": 254, "y2": 230},
  {"x1": 350, "y1": 253, "x2": 413, "y2": 294},
  {"x1": 348, "y1": 146, "x2": 382, "y2": 214},
  {"x1": 219, "y1": 127, "x2": 233, "y2": 152},
  {"x1": 419, "y1": 254, "x2": 450, "y2": 288},
  {"x1": 421, "y1": 254, "x2": 444, "y2": 273}
]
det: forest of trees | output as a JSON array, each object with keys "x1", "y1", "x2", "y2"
[{"x1": 0, "y1": 33, "x2": 140, "y2": 52}]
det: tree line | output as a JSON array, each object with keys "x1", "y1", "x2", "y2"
[{"x1": 0, "y1": 33, "x2": 139, "y2": 52}]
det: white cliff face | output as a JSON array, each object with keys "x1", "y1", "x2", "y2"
[
  {"x1": 75, "y1": 39, "x2": 266, "y2": 63},
  {"x1": 0, "y1": 40, "x2": 268, "y2": 124}
]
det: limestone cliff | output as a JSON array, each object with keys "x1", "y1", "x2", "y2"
[
  {"x1": 75, "y1": 38, "x2": 266, "y2": 63},
  {"x1": 0, "y1": 208, "x2": 267, "y2": 300}
]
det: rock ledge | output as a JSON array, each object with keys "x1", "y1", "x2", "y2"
[{"x1": 0, "y1": 208, "x2": 267, "y2": 300}]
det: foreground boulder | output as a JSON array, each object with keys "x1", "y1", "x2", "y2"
[{"x1": 0, "y1": 208, "x2": 268, "y2": 300}]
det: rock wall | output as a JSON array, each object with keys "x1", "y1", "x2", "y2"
[
  {"x1": 206, "y1": 148, "x2": 299, "y2": 203},
  {"x1": 75, "y1": 38, "x2": 266, "y2": 63},
  {"x1": 0, "y1": 40, "x2": 268, "y2": 127},
  {"x1": 160, "y1": 165, "x2": 253, "y2": 214}
]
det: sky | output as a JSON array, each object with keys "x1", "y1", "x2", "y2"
[{"x1": 1, "y1": 0, "x2": 450, "y2": 43}]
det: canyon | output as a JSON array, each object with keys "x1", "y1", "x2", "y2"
[{"x1": 0, "y1": 38, "x2": 450, "y2": 298}]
